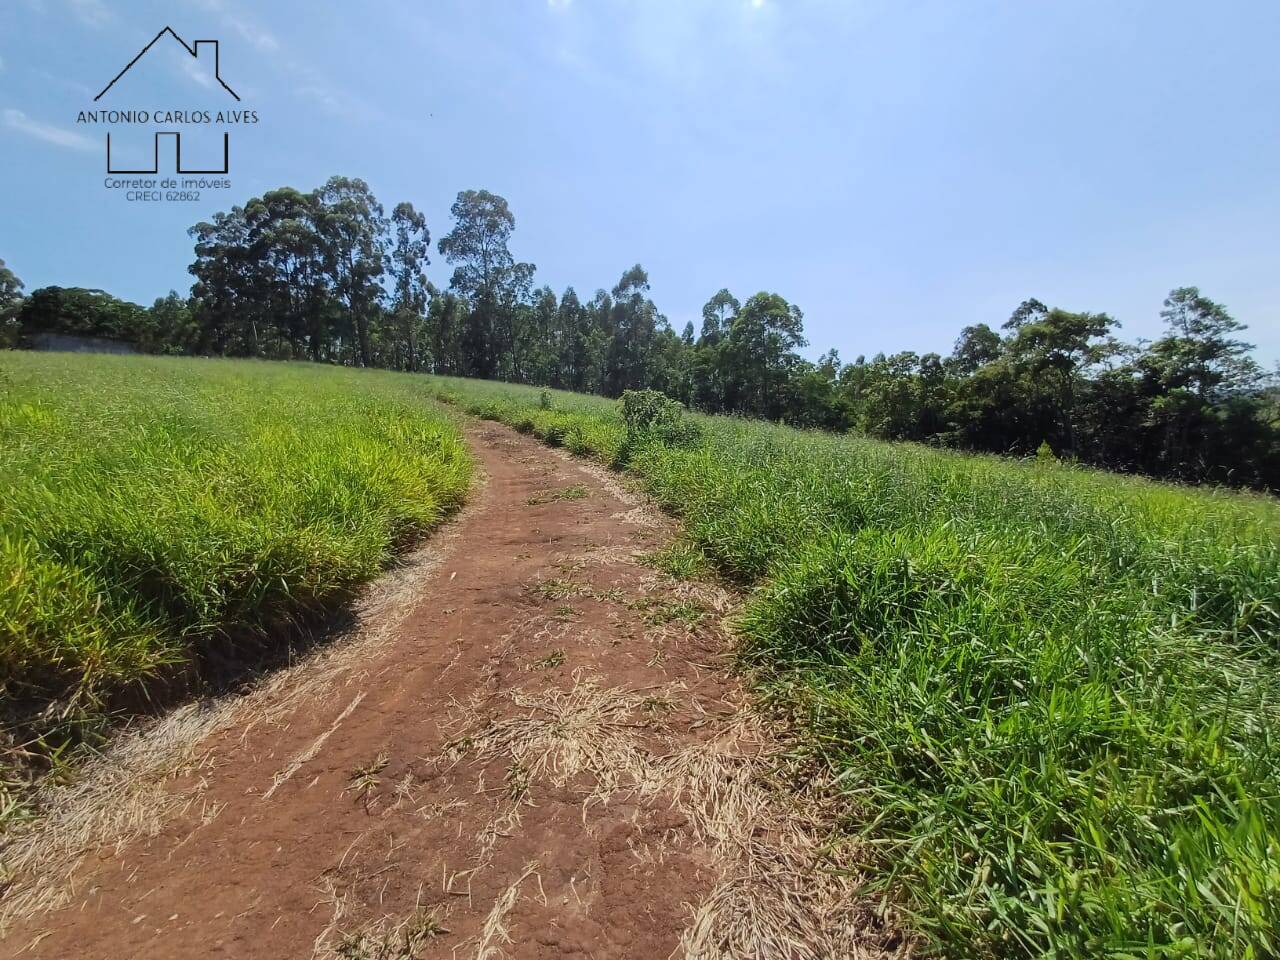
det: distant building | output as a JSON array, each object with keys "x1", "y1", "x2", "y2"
[{"x1": 29, "y1": 332, "x2": 138, "y2": 355}]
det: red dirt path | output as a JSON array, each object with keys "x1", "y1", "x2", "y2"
[
  {"x1": 2, "y1": 421, "x2": 900, "y2": 960},
  {"x1": 2, "y1": 422, "x2": 744, "y2": 959}
]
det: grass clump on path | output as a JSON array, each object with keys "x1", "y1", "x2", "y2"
[
  {"x1": 430, "y1": 374, "x2": 1280, "y2": 958},
  {"x1": 1, "y1": 354, "x2": 470, "y2": 755}
]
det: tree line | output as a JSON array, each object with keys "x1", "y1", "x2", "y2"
[{"x1": 2, "y1": 178, "x2": 1277, "y2": 489}]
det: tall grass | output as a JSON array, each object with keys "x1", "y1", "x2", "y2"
[
  {"x1": 1, "y1": 354, "x2": 470, "y2": 749},
  {"x1": 431, "y1": 375, "x2": 1280, "y2": 958}
]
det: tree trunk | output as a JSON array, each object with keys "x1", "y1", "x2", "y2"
[{"x1": 356, "y1": 303, "x2": 372, "y2": 367}]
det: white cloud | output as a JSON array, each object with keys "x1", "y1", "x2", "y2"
[
  {"x1": 292, "y1": 74, "x2": 371, "y2": 122},
  {"x1": 184, "y1": 0, "x2": 279, "y2": 52},
  {"x1": 3, "y1": 108, "x2": 97, "y2": 152},
  {"x1": 66, "y1": 0, "x2": 111, "y2": 28},
  {"x1": 179, "y1": 52, "x2": 214, "y2": 89},
  {"x1": 227, "y1": 14, "x2": 279, "y2": 52},
  {"x1": 33, "y1": 68, "x2": 95, "y2": 98}
]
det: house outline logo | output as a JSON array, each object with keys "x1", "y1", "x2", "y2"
[
  {"x1": 95, "y1": 26, "x2": 239, "y2": 175},
  {"x1": 96, "y1": 27, "x2": 241, "y2": 102}
]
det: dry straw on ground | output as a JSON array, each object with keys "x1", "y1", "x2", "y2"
[{"x1": 446, "y1": 669, "x2": 903, "y2": 960}]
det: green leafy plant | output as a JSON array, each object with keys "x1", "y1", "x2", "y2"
[{"x1": 620, "y1": 388, "x2": 701, "y2": 449}]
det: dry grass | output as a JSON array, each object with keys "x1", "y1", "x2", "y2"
[
  {"x1": 443, "y1": 671, "x2": 902, "y2": 959},
  {"x1": 448, "y1": 672, "x2": 654, "y2": 804},
  {"x1": 265, "y1": 692, "x2": 367, "y2": 801},
  {"x1": 529, "y1": 649, "x2": 566, "y2": 670},
  {"x1": 0, "y1": 700, "x2": 228, "y2": 932},
  {"x1": 327, "y1": 904, "x2": 448, "y2": 960},
  {"x1": 473, "y1": 862, "x2": 540, "y2": 960},
  {"x1": 659, "y1": 718, "x2": 900, "y2": 960}
]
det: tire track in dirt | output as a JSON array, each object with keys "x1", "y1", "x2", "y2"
[{"x1": 1, "y1": 421, "x2": 901, "y2": 960}]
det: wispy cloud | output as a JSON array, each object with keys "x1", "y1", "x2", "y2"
[
  {"x1": 185, "y1": 0, "x2": 279, "y2": 52},
  {"x1": 226, "y1": 14, "x2": 279, "y2": 52},
  {"x1": 291, "y1": 67, "x2": 378, "y2": 123},
  {"x1": 548, "y1": 1, "x2": 785, "y2": 96},
  {"x1": 21, "y1": 0, "x2": 112, "y2": 27},
  {"x1": 3, "y1": 108, "x2": 97, "y2": 152},
  {"x1": 181, "y1": 0, "x2": 372, "y2": 121},
  {"x1": 171, "y1": 49, "x2": 214, "y2": 90},
  {"x1": 33, "y1": 68, "x2": 96, "y2": 98},
  {"x1": 66, "y1": 0, "x2": 112, "y2": 28}
]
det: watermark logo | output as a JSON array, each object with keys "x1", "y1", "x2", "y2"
[{"x1": 78, "y1": 26, "x2": 259, "y2": 202}]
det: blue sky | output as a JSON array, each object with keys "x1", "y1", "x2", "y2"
[{"x1": 1, "y1": 0, "x2": 1277, "y2": 364}]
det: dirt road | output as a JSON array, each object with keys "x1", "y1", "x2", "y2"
[{"x1": 1, "y1": 422, "x2": 894, "y2": 960}]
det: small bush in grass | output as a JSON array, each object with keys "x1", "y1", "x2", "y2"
[
  {"x1": 643, "y1": 540, "x2": 711, "y2": 580},
  {"x1": 565, "y1": 425, "x2": 591, "y2": 456},
  {"x1": 620, "y1": 389, "x2": 701, "y2": 448}
]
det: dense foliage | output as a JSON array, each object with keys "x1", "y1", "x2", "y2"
[
  {"x1": 0, "y1": 259, "x2": 23, "y2": 349},
  {"x1": 432, "y1": 375, "x2": 1280, "y2": 959},
  {"x1": 4, "y1": 180, "x2": 1276, "y2": 487},
  {"x1": 0, "y1": 353, "x2": 470, "y2": 753}
]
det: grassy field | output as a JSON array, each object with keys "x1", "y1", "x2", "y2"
[
  {"x1": 0, "y1": 354, "x2": 470, "y2": 758},
  {"x1": 429, "y1": 376, "x2": 1280, "y2": 959}
]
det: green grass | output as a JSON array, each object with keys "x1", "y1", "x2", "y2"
[
  {"x1": 429, "y1": 375, "x2": 1280, "y2": 958},
  {"x1": 0, "y1": 354, "x2": 470, "y2": 753}
]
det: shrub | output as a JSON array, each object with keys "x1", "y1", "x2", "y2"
[{"x1": 620, "y1": 389, "x2": 701, "y2": 448}]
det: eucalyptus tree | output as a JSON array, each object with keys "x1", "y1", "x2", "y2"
[
  {"x1": 699, "y1": 288, "x2": 739, "y2": 347},
  {"x1": 438, "y1": 190, "x2": 532, "y2": 379},
  {"x1": 722, "y1": 291, "x2": 807, "y2": 418},
  {"x1": 603, "y1": 264, "x2": 664, "y2": 396},
  {"x1": 556, "y1": 286, "x2": 600, "y2": 392},
  {"x1": 244, "y1": 187, "x2": 326, "y2": 358},
  {"x1": 315, "y1": 176, "x2": 387, "y2": 367},
  {"x1": 949, "y1": 323, "x2": 1003, "y2": 375},
  {"x1": 522, "y1": 286, "x2": 559, "y2": 386},
  {"x1": 189, "y1": 206, "x2": 259, "y2": 355},
  {"x1": 426, "y1": 287, "x2": 464, "y2": 374},
  {"x1": 388, "y1": 202, "x2": 431, "y2": 370}
]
